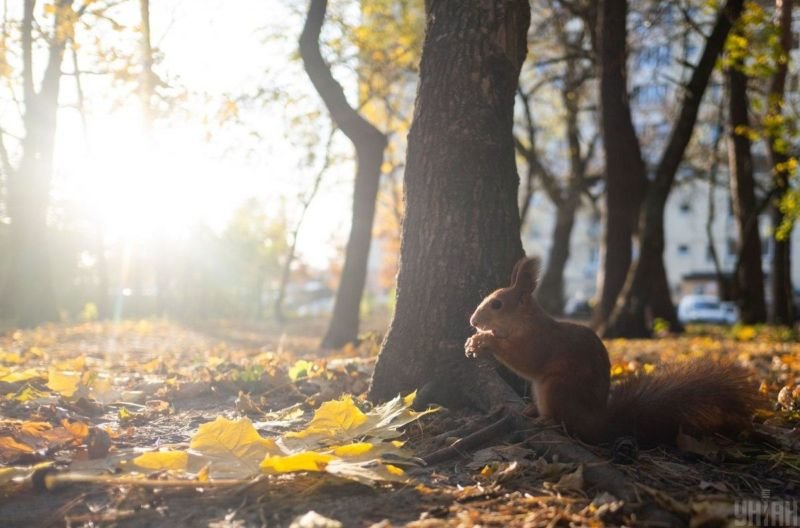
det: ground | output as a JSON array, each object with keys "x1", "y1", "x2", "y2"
[{"x1": 0, "y1": 319, "x2": 798, "y2": 527}]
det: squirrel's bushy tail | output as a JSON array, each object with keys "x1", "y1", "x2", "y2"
[{"x1": 605, "y1": 360, "x2": 762, "y2": 447}]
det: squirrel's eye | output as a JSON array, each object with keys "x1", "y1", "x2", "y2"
[{"x1": 490, "y1": 299, "x2": 502, "y2": 310}]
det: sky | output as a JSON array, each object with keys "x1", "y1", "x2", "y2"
[{"x1": 47, "y1": 0, "x2": 355, "y2": 268}]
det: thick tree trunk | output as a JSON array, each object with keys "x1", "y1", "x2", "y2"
[
  {"x1": 299, "y1": 0, "x2": 387, "y2": 349},
  {"x1": 768, "y1": 0, "x2": 795, "y2": 325},
  {"x1": 369, "y1": 0, "x2": 530, "y2": 408},
  {"x1": 603, "y1": 0, "x2": 744, "y2": 337},
  {"x1": 0, "y1": 0, "x2": 72, "y2": 327},
  {"x1": 593, "y1": 0, "x2": 647, "y2": 328},
  {"x1": 538, "y1": 196, "x2": 578, "y2": 315},
  {"x1": 727, "y1": 68, "x2": 767, "y2": 324}
]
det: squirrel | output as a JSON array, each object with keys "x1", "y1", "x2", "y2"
[{"x1": 464, "y1": 256, "x2": 762, "y2": 447}]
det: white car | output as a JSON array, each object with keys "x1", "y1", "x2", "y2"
[{"x1": 677, "y1": 295, "x2": 738, "y2": 325}]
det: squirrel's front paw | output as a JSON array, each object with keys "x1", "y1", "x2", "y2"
[{"x1": 465, "y1": 332, "x2": 494, "y2": 359}]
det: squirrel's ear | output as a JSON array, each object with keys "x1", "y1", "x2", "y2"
[
  {"x1": 509, "y1": 257, "x2": 526, "y2": 285},
  {"x1": 511, "y1": 256, "x2": 541, "y2": 295}
]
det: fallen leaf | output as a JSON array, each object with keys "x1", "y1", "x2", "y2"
[
  {"x1": 190, "y1": 416, "x2": 281, "y2": 478},
  {"x1": 133, "y1": 450, "x2": 189, "y2": 470},
  {"x1": 260, "y1": 451, "x2": 335, "y2": 473}
]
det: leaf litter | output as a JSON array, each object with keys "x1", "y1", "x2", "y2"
[{"x1": 0, "y1": 320, "x2": 799, "y2": 526}]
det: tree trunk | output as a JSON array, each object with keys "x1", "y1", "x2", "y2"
[
  {"x1": 593, "y1": 0, "x2": 647, "y2": 328},
  {"x1": 768, "y1": 0, "x2": 795, "y2": 325},
  {"x1": 0, "y1": 0, "x2": 72, "y2": 327},
  {"x1": 537, "y1": 196, "x2": 578, "y2": 315},
  {"x1": 299, "y1": 0, "x2": 387, "y2": 349},
  {"x1": 603, "y1": 0, "x2": 744, "y2": 337},
  {"x1": 369, "y1": 0, "x2": 530, "y2": 408},
  {"x1": 727, "y1": 67, "x2": 767, "y2": 324}
]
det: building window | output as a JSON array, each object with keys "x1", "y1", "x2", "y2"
[
  {"x1": 679, "y1": 202, "x2": 691, "y2": 214},
  {"x1": 677, "y1": 244, "x2": 690, "y2": 256}
]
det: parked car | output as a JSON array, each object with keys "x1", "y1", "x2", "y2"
[{"x1": 677, "y1": 295, "x2": 738, "y2": 325}]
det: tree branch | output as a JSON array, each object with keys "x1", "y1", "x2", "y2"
[
  {"x1": 298, "y1": 0, "x2": 386, "y2": 150},
  {"x1": 652, "y1": 0, "x2": 745, "y2": 196}
]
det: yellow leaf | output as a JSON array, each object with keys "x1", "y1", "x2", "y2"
[
  {"x1": 385, "y1": 464, "x2": 404, "y2": 476},
  {"x1": 133, "y1": 450, "x2": 189, "y2": 470},
  {"x1": 190, "y1": 416, "x2": 280, "y2": 471},
  {"x1": 118, "y1": 407, "x2": 137, "y2": 422},
  {"x1": 47, "y1": 368, "x2": 81, "y2": 397},
  {"x1": 260, "y1": 451, "x2": 335, "y2": 473},
  {"x1": 332, "y1": 442, "x2": 373, "y2": 457},
  {"x1": 56, "y1": 356, "x2": 86, "y2": 371},
  {"x1": 285, "y1": 396, "x2": 367, "y2": 440},
  {"x1": 288, "y1": 360, "x2": 314, "y2": 381},
  {"x1": 7, "y1": 385, "x2": 48, "y2": 402},
  {"x1": 0, "y1": 351, "x2": 23, "y2": 364},
  {"x1": 1, "y1": 368, "x2": 45, "y2": 383}
]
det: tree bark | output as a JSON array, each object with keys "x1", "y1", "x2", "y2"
[
  {"x1": 0, "y1": 0, "x2": 73, "y2": 327},
  {"x1": 299, "y1": 0, "x2": 388, "y2": 348},
  {"x1": 602, "y1": 0, "x2": 744, "y2": 337},
  {"x1": 369, "y1": 0, "x2": 530, "y2": 407},
  {"x1": 767, "y1": 0, "x2": 795, "y2": 325},
  {"x1": 727, "y1": 67, "x2": 767, "y2": 324},
  {"x1": 593, "y1": 0, "x2": 647, "y2": 328}
]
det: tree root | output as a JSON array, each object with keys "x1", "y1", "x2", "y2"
[
  {"x1": 422, "y1": 412, "x2": 516, "y2": 465},
  {"x1": 420, "y1": 404, "x2": 684, "y2": 523}
]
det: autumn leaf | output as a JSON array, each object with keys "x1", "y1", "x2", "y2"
[
  {"x1": 189, "y1": 416, "x2": 281, "y2": 478},
  {"x1": 0, "y1": 435, "x2": 35, "y2": 463},
  {"x1": 61, "y1": 419, "x2": 89, "y2": 442},
  {"x1": 285, "y1": 395, "x2": 367, "y2": 442},
  {"x1": 47, "y1": 367, "x2": 82, "y2": 397},
  {"x1": 260, "y1": 451, "x2": 334, "y2": 473},
  {"x1": 133, "y1": 450, "x2": 189, "y2": 471}
]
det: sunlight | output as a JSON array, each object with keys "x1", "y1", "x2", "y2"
[{"x1": 76, "y1": 112, "x2": 204, "y2": 241}]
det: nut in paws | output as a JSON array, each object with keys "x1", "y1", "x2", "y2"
[{"x1": 464, "y1": 332, "x2": 493, "y2": 358}]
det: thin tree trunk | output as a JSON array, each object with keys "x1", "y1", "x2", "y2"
[
  {"x1": 593, "y1": 0, "x2": 647, "y2": 328},
  {"x1": 274, "y1": 132, "x2": 332, "y2": 322},
  {"x1": 370, "y1": 0, "x2": 530, "y2": 408},
  {"x1": 516, "y1": 88, "x2": 537, "y2": 228},
  {"x1": 768, "y1": 0, "x2": 795, "y2": 325},
  {"x1": 537, "y1": 196, "x2": 578, "y2": 315},
  {"x1": 727, "y1": 67, "x2": 767, "y2": 324},
  {"x1": 706, "y1": 96, "x2": 734, "y2": 300},
  {"x1": 603, "y1": 0, "x2": 744, "y2": 338},
  {"x1": 0, "y1": 0, "x2": 73, "y2": 327},
  {"x1": 299, "y1": 0, "x2": 387, "y2": 349}
]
